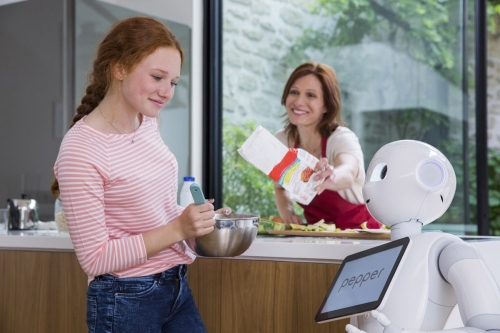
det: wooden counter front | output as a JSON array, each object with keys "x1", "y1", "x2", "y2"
[
  {"x1": 188, "y1": 258, "x2": 348, "y2": 333},
  {"x1": 1, "y1": 232, "x2": 363, "y2": 333},
  {"x1": 0, "y1": 251, "x2": 347, "y2": 333},
  {"x1": 0, "y1": 250, "x2": 88, "y2": 333}
]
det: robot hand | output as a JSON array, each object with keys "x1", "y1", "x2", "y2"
[
  {"x1": 346, "y1": 311, "x2": 403, "y2": 333},
  {"x1": 345, "y1": 323, "x2": 367, "y2": 333}
]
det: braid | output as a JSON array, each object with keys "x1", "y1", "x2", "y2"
[
  {"x1": 71, "y1": 81, "x2": 107, "y2": 127},
  {"x1": 52, "y1": 61, "x2": 108, "y2": 198}
]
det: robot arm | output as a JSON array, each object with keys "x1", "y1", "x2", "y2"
[
  {"x1": 438, "y1": 241, "x2": 500, "y2": 331},
  {"x1": 345, "y1": 311, "x2": 488, "y2": 333}
]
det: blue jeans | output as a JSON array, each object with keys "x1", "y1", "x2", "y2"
[{"x1": 86, "y1": 264, "x2": 206, "y2": 333}]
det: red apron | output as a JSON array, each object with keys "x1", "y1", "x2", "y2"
[{"x1": 295, "y1": 136, "x2": 381, "y2": 230}]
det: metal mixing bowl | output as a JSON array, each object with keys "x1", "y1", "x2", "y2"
[{"x1": 186, "y1": 214, "x2": 259, "y2": 257}]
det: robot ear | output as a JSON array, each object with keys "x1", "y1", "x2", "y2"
[
  {"x1": 417, "y1": 159, "x2": 447, "y2": 190},
  {"x1": 369, "y1": 163, "x2": 388, "y2": 182}
]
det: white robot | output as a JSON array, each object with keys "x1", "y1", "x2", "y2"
[{"x1": 321, "y1": 140, "x2": 500, "y2": 333}]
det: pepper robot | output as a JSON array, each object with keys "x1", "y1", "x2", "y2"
[{"x1": 345, "y1": 140, "x2": 500, "y2": 333}]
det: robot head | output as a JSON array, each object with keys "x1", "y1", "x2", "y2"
[{"x1": 363, "y1": 140, "x2": 456, "y2": 229}]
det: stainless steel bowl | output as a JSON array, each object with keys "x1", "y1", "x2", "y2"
[{"x1": 186, "y1": 214, "x2": 259, "y2": 257}]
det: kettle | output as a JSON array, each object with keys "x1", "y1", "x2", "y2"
[{"x1": 7, "y1": 197, "x2": 39, "y2": 230}]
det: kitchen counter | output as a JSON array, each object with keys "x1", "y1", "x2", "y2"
[
  {"x1": 3, "y1": 229, "x2": 495, "y2": 260},
  {"x1": 2, "y1": 229, "x2": 498, "y2": 333},
  {"x1": 0, "y1": 229, "x2": 386, "y2": 332},
  {"x1": 0, "y1": 229, "x2": 387, "y2": 263}
]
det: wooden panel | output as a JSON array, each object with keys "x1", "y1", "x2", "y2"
[
  {"x1": 274, "y1": 262, "x2": 298, "y2": 333},
  {"x1": 293, "y1": 262, "x2": 348, "y2": 333},
  {"x1": 0, "y1": 250, "x2": 88, "y2": 333},
  {"x1": 189, "y1": 258, "x2": 224, "y2": 333},
  {"x1": 188, "y1": 258, "x2": 349, "y2": 333},
  {"x1": 221, "y1": 259, "x2": 276, "y2": 333}
]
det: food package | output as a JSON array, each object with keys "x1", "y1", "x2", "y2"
[{"x1": 237, "y1": 126, "x2": 324, "y2": 205}]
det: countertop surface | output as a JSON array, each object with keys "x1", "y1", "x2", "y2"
[
  {"x1": 0, "y1": 229, "x2": 387, "y2": 263},
  {"x1": 2, "y1": 230, "x2": 497, "y2": 264},
  {"x1": 0, "y1": 230, "x2": 74, "y2": 252}
]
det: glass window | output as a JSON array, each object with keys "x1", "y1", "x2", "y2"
[
  {"x1": 0, "y1": 0, "x2": 65, "y2": 220},
  {"x1": 486, "y1": 0, "x2": 500, "y2": 235},
  {"x1": 221, "y1": 0, "x2": 477, "y2": 234}
]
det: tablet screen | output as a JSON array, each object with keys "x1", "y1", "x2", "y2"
[{"x1": 315, "y1": 237, "x2": 410, "y2": 323}]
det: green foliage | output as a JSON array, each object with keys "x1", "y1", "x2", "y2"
[
  {"x1": 488, "y1": 0, "x2": 500, "y2": 34},
  {"x1": 286, "y1": 0, "x2": 461, "y2": 84},
  {"x1": 489, "y1": 152, "x2": 500, "y2": 235}
]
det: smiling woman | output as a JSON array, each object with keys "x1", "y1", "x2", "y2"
[{"x1": 274, "y1": 61, "x2": 381, "y2": 230}]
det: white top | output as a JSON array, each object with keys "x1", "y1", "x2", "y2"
[{"x1": 275, "y1": 126, "x2": 366, "y2": 204}]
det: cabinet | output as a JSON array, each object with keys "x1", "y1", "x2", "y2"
[
  {"x1": 0, "y1": 250, "x2": 87, "y2": 333},
  {"x1": 0, "y1": 251, "x2": 348, "y2": 333},
  {"x1": 188, "y1": 258, "x2": 349, "y2": 333}
]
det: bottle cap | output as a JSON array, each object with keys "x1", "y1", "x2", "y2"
[{"x1": 183, "y1": 176, "x2": 195, "y2": 182}]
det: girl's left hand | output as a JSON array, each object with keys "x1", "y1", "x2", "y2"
[
  {"x1": 215, "y1": 207, "x2": 232, "y2": 216},
  {"x1": 206, "y1": 199, "x2": 232, "y2": 216}
]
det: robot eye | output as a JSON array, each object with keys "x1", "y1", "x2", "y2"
[
  {"x1": 381, "y1": 165, "x2": 387, "y2": 179},
  {"x1": 370, "y1": 163, "x2": 388, "y2": 182}
]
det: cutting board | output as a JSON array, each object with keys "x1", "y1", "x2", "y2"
[{"x1": 266, "y1": 229, "x2": 391, "y2": 240}]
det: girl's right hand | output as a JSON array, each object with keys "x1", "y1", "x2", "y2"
[{"x1": 177, "y1": 202, "x2": 216, "y2": 239}]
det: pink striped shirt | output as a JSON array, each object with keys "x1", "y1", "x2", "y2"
[{"x1": 54, "y1": 116, "x2": 195, "y2": 282}]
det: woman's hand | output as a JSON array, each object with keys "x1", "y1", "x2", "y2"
[
  {"x1": 313, "y1": 153, "x2": 359, "y2": 194},
  {"x1": 313, "y1": 157, "x2": 335, "y2": 195},
  {"x1": 286, "y1": 215, "x2": 304, "y2": 225}
]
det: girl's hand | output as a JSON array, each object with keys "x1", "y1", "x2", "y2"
[
  {"x1": 177, "y1": 202, "x2": 216, "y2": 239},
  {"x1": 176, "y1": 199, "x2": 233, "y2": 240},
  {"x1": 215, "y1": 206, "x2": 232, "y2": 216}
]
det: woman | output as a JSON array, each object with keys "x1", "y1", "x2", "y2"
[
  {"x1": 274, "y1": 61, "x2": 380, "y2": 230},
  {"x1": 52, "y1": 17, "x2": 229, "y2": 332}
]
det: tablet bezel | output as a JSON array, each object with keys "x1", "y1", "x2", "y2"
[{"x1": 315, "y1": 236, "x2": 410, "y2": 324}]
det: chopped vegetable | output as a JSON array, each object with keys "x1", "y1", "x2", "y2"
[{"x1": 258, "y1": 219, "x2": 285, "y2": 234}]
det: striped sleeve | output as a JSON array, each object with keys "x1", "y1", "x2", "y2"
[{"x1": 55, "y1": 135, "x2": 147, "y2": 277}]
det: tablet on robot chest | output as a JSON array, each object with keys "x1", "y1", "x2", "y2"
[{"x1": 315, "y1": 237, "x2": 410, "y2": 324}]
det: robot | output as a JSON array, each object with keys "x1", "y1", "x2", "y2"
[{"x1": 344, "y1": 140, "x2": 500, "y2": 333}]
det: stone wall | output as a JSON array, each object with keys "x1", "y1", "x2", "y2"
[{"x1": 223, "y1": 0, "x2": 323, "y2": 133}]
